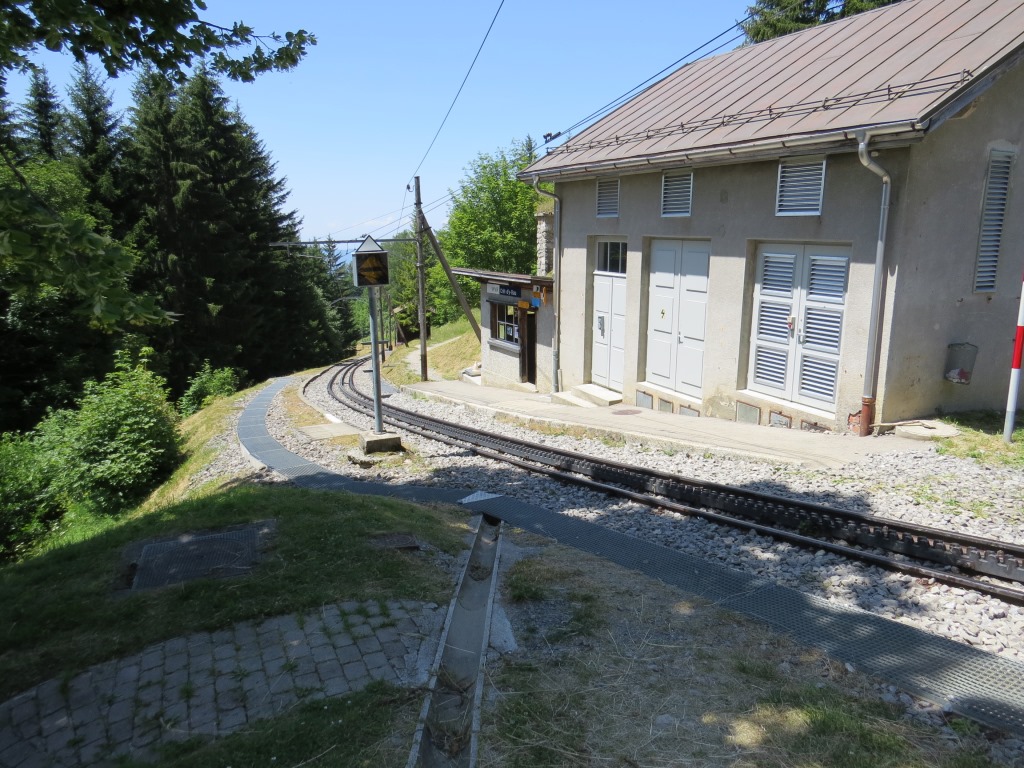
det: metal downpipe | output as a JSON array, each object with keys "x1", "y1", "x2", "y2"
[
  {"x1": 857, "y1": 133, "x2": 892, "y2": 436},
  {"x1": 533, "y1": 176, "x2": 562, "y2": 393}
]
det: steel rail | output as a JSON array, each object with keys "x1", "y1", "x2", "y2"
[{"x1": 324, "y1": 360, "x2": 1024, "y2": 605}]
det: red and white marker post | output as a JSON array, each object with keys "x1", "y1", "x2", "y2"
[{"x1": 1005, "y1": 271, "x2": 1024, "y2": 443}]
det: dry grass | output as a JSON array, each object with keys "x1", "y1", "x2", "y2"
[
  {"x1": 428, "y1": 333, "x2": 481, "y2": 378},
  {"x1": 479, "y1": 532, "x2": 1000, "y2": 768},
  {"x1": 282, "y1": 378, "x2": 331, "y2": 428}
]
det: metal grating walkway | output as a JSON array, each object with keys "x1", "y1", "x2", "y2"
[{"x1": 238, "y1": 379, "x2": 1024, "y2": 736}]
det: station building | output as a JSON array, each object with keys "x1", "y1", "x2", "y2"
[{"x1": 517, "y1": 0, "x2": 1024, "y2": 434}]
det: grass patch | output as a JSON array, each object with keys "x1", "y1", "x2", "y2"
[
  {"x1": 504, "y1": 557, "x2": 567, "y2": 602},
  {"x1": 741, "y1": 684, "x2": 996, "y2": 768},
  {"x1": 0, "y1": 483, "x2": 467, "y2": 700},
  {"x1": 491, "y1": 661, "x2": 589, "y2": 768},
  {"x1": 734, "y1": 657, "x2": 781, "y2": 682},
  {"x1": 381, "y1": 312, "x2": 482, "y2": 388},
  {"x1": 0, "y1": 394, "x2": 469, "y2": 701},
  {"x1": 425, "y1": 311, "x2": 481, "y2": 346},
  {"x1": 936, "y1": 410, "x2": 1024, "y2": 467},
  {"x1": 484, "y1": 534, "x2": 1001, "y2": 768},
  {"x1": 550, "y1": 591, "x2": 603, "y2": 641},
  {"x1": 131, "y1": 681, "x2": 418, "y2": 767},
  {"x1": 428, "y1": 332, "x2": 481, "y2": 379}
]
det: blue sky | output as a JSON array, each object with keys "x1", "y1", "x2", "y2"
[{"x1": 7, "y1": 1, "x2": 753, "y2": 243}]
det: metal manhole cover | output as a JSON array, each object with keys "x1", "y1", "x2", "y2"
[
  {"x1": 131, "y1": 521, "x2": 275, "y2": 590},
  {"x1": 612, "y1": 409, "x2": 642, "y2": 416}
]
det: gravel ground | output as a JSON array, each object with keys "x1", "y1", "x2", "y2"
[{"x1": 287, "y1": 369, "x2": 1024, "y2": 664}]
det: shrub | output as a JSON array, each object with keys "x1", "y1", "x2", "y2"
[
  {"x1": 57, "y1": 350, "x2": 181, "y2": 512},
  {"x1": 178, "y1": 361, "x2": 242, "y2": 416},
  {"x1": 0, "y1": 432, "x2": 65, "y2": 561}
]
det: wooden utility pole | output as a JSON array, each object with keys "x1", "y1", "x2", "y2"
[
  {"x1": 414, "y1": 177, "x2": 429, "y2": 381},
  {"x1": 419, "y1": 210, "x2": 481, "y2": 341}
]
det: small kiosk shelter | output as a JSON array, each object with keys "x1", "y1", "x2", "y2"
[{"x1": 452, "y1": 268, "x2": 555, "y2": 392}]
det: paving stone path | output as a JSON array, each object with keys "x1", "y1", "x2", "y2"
[{"x1": 0, "y1": 599, "x2": 445, "y2": 768}]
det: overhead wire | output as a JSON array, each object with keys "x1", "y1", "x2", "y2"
[
  {"x1": 407, "y1": 0, "x2": 506, "y2": 184},
  {"x1": 543, "y1": 0, "x2": 846, "y2": 147},
  {"x1": 306, "y1": 0, "x2": 845, "y2": 246}
]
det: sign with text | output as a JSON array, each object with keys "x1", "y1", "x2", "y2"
[{"x1": 486, "y1": 283, "x2": 521, "y2": 298}]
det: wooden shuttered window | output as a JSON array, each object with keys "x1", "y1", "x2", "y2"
[{"x1": 749, "y1": 245, "x2": 848, "y2": 409}]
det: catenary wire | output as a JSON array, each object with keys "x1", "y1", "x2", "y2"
[
  {"x1": 406, "y1": 0, "x2": 505, "y2": 184},
  {"x1": 312, "y1": 0, "x2": 843, "y2": 246},
  {"x1": 545, "y1": 0, "x2": 846, "y2": 146}
]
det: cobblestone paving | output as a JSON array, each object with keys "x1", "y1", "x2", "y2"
[{"x1": 0, "y1": 599, "x2": 445, "y2": 767}]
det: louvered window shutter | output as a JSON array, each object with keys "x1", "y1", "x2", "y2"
[
  {"x1": 749, "y1": 246, "x2": 849, "y2": 408},
  {"x1": 796, "y1": 254, "x2": 847, "y2": 405},
  {"x1": 974, "y1": 151, "x2": 1014, "y2": 292},
  {"x1": 597, "y1": 179, "x2": 619, "y2": 217},
  {"x1": 776, "y1": 159, "x2": 825, "y2": 215},
  {"x1": 752, "y1": 252, "x2": 796, "y2": 390},
  {"x1": 799, "y1": 357, "x2": 839, "y2": 403},
  {"x1": 661, "y1": 172, "x2": 693, "y2": 216}
]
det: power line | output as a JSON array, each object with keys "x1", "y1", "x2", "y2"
[
  {"x1": 407, "y1": 0, "x2": 505, "y2": 184},
  {"x1": 543, "y1": 0, "x2": 845, "y2": 147}
]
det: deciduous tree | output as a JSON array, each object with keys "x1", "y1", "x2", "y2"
[{"x1": 433, "y1": 138, "x2": 539, "y2": 324}]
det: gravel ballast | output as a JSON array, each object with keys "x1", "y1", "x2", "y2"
[{"x1": 289, "y1": 369, "x2": 1024, "y2": 666}]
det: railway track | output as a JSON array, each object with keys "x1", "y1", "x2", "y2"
[{"x1": 322, "y1": 358, "x2": 1024, "y2": 606}]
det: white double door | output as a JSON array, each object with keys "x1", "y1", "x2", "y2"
[
  {"x1": 748, "y1": 243, "x2": 849, "y2": 409},
  {"x1": 645, "y1": 239, "x2": 709, "y2": 399}
]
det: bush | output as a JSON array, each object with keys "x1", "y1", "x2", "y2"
[
  {"x1": 178, "y1": 361, "x2": 242, "y2": 416},
  {"x1": 0, "y1": 432, "x2": 65, "y2": 561},
  {"x1": 57, "y1": 350, "x2": 181, "y2": 512}
]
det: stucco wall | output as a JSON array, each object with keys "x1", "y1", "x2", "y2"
[
  {"x1": 882, "y1": 61, "x2": 1024, "y2": 420},
  {"x1": 555, "y1": 150, "x2": 913, "y2": 430},
  {"x1": 475, "y1": 284, "x2": 555, "y2": 393}
]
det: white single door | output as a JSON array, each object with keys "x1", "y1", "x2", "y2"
[
  {"x1": 592, "y1": 242, "x2": 628, "y2": 391},
  {"x1": 646, "y1": 240, "x2": 709, "y2": 398},
  {"x1": 748, "y1": 243, "x2": 849, "y2": 409}
]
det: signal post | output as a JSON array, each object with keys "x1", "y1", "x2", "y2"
[{"x1": 353, "y1": 236, "x2": 402, "y2": 453}]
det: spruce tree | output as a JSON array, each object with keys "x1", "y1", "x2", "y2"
[
  {"x1": 127, "y1": 67, "x2": 348, "y2": 391},
  {"x1": 66, "y1": 62, "x2": 123, "y2": 232},
  {"x1": 20, "y1": 68, "x2": 65, "y2": 160},
  {"x1": 0, "y1": 75, "x2": 22, "y2": 161},
  {"x1": 742, "y1": 0, "x2": 900, "y2": 43}
]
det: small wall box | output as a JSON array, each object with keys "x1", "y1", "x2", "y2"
[{"x1": 944, "y1": 342, "x2": 978, "y2": 384}]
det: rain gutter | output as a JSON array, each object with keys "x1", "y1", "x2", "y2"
[
  {"x1": 856, "y1": 130, "x2": 892, "y2": 437},
  {"x1": 533, "y1": 177, "x2": 562, "y2": 393},
  {"x1": 520, "y1": 121, "x2": 923, "y2": 183}
]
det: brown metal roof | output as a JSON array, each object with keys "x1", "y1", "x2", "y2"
[
  {"x1": 451, "y1": 268, "x2": 554, "y2": 286},
  {"x1": 525, "y1": 0, "x2": 1024, "y2": 179}
]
